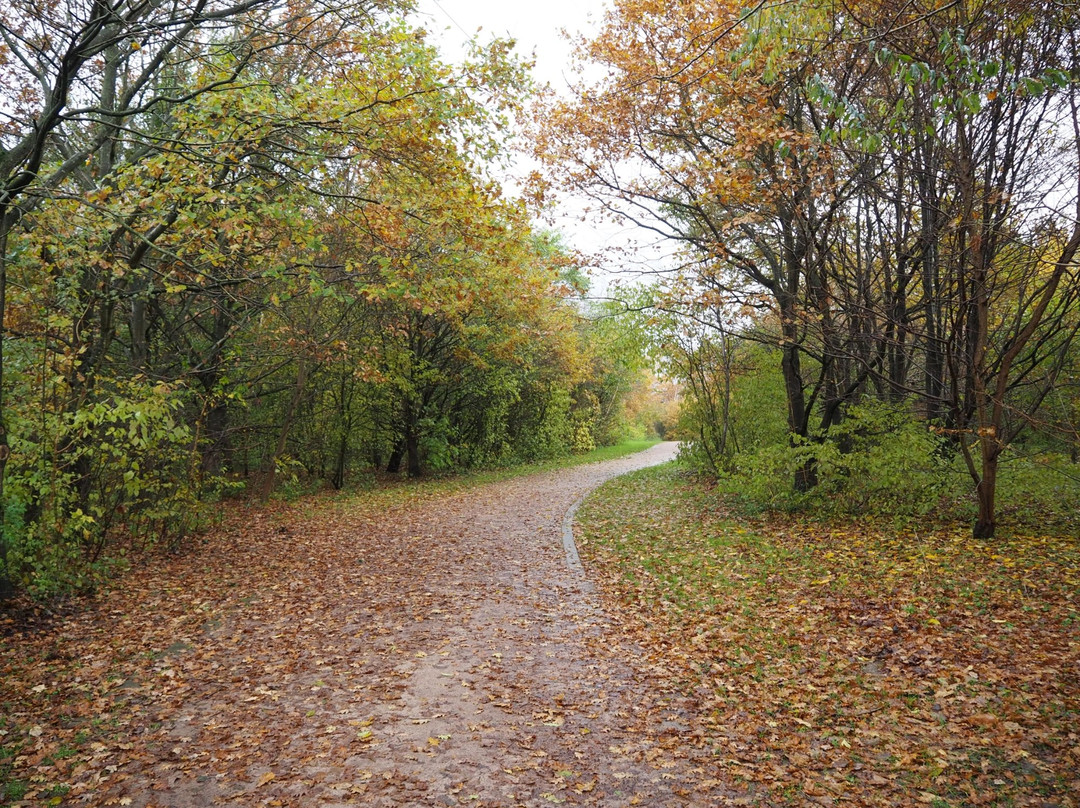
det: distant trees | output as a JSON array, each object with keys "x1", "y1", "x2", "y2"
[
  {"x1": 0, "y1": 2, "x2": 645, "y2": 597},
  {"x1": 539, "y1": 0, "x2": 1080, "y2": 537}
]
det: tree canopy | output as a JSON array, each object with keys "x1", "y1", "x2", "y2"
[
  {"x1": 0, "y1": 0, "x2": 659, "y2": 597},
  {"x1": 538, "y1": 0, "x2": 1080, "y2": 538}
]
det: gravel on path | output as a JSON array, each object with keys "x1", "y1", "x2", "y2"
[{"x1": 10, "y1": 443, "x2": 744, "y2": 807}]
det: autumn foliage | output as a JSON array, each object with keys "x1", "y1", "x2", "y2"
[
  {"x1": 0, "y1": 2, "x2": 656, "y2": 597},
  {"x1": 537, "y1": 0, "x2": 1080, "y2": 538}
]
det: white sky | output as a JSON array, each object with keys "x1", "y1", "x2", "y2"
[
  {"x1": 410, "y1": 0, "x2": 674, "y2": 295},
  {"x1": 411, "y1": 0, "x2": 604, "y2": 92}
]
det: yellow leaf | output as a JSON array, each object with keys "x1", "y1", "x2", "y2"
[{"x1": 257, "y1": 772, "x2": 275, "y2": 787}]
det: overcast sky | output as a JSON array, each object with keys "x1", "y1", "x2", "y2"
[
  {"x1": 409, "y1": 0, "x2": 674, "y2": 292},
  {"x1": 411, "y1": 0, "x2": 606, "y2": 91}
]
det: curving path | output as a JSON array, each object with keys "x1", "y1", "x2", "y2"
[{"x1": 11, "y1": 443, "x2": 742, "y2": 806}]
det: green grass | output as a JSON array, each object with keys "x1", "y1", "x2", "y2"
[
  {"x1": 525, "y1": 438, "x2": 663, "y2": 469},
  {"x1": 575, "y1": 463, "x2": 1080, "y2": 807},
  {"x1": 305, "y1": 438, "x2": 665, "y2": 517},
  {"x1": 402, "y1": 437, "x2": 664, "y2": 485},
  {"x1": 0, "y1": 732, "x2": 27, "y2": 805}
]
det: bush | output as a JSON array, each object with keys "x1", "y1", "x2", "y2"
[
  {"x1": 3, "y1": 380, "x2": 211, "y2": 597},
  {"x1": 994, "y1": 450, "x2": 1080, "y2": 530},
  {"x1": 717, "y1": 401, "x2": 961, "y2": 518},
  {"x1": 571, "y1": 421, "x2": 597, "y2": 454}
]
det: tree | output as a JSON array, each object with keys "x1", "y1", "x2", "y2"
[
  {"x1": 537, "y1": 0, "x2": 885, "y2": 491},
  {"x1": 846, "y1": 0, "x2": 1080, "y2": 537},
  {"x1": 0, "y1": 0, "x2": 360, "y2": 593},
  {"x1": 539, "y1": 0, "x2": 1080, "y2": 536}
]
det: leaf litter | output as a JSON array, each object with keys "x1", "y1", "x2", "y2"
[
  {"x1": 1, "y1": 443, "x2": 755, "y2": 806},
  {"x1": 575, "y1": 464, "x2": 1080, "y2": 807}
]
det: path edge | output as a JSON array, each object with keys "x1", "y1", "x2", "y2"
[
  {"x1": 560, "y1": 495, "x2": 593, "y2": 592},
  {"x1": 559, "y1": 442, "x2": 680, "y2": 592}
]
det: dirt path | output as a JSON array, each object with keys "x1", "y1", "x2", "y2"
[{"x1": 3, "y1": 444, "x2": 741, "y2": 806}]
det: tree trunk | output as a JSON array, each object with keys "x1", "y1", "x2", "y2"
[
  {"x1": 201, "y1": 402, "x2": 229, "y2": 477},
  {"x1": 386, "y1": 440, "x2": 405, "y2": 474},
  {"x1": 0, "y1": 221, "x2": 12, "y2": 599},
  {"x1": 406, "y1": 431, "x2": 422, "y2": 478},
  {"x1": 917, "y1": 127, "x2": 945, "y2": 424},
  {"x1": 330, "y1": 369, "x2": 354, "y2": 490},
  {"x1": 973, "y1": 448, "x2": 998, "y2": 539},
  {"x1": 779, "y1": 305, "x2": 813, "y2": 492},
  {"x1": 403, "y1": 401, "x2": 422, "y2": 478},
  {"x1": 198, "y1": 303, "x2": 235, "y2": 476},
  {"x1": 332, "y1": 433, "x2": 348, "y2": 490}
]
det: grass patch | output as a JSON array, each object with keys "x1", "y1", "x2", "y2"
[
  {"x1": 453, "y1": 438, "x2": 663, "y2": 481},
  {"x1": 0, "y1": 741, "x2": 27, "y2": 805},
  {"x1": 576, "y1": 464, "x2": 1080, "y2": 806},
  {"x1": 313, "y1": 438, "x2": 664, "y2": 516}
]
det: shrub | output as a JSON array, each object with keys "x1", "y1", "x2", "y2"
[
  {"x1": 717, "y1": 401, "x2": 960, "y2": 518},
  {"x1": 3, "y1": 380, "x2": 210, "y2": 597}
]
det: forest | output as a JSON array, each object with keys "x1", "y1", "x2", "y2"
[
  {"x1": 540, "y1": 0, "x2": 1080, "y2": 540},
  {"x1": 1, "y1": 0, "x2": 1078, "y2": 594},
  {"x1": 1, "y1": 0, "x2": 1079, "y2": 805},
  {"x1": 0, "y1": 0, "x2": 667, "y2": 599}
]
